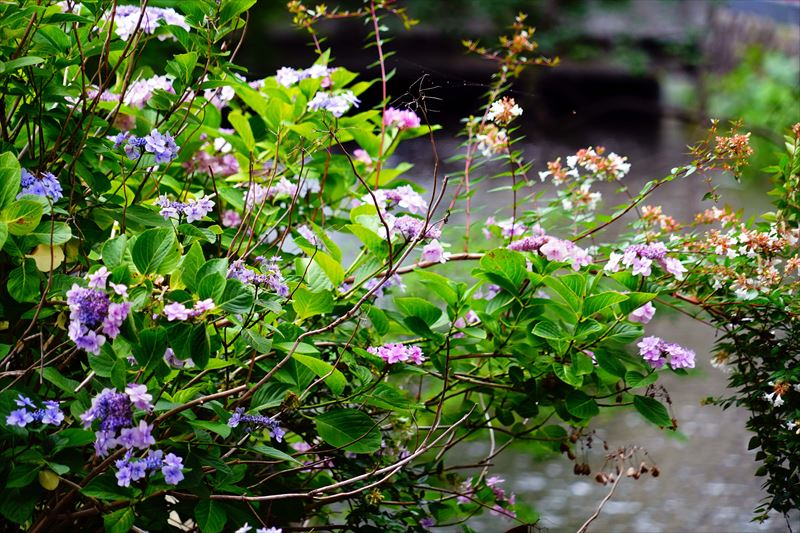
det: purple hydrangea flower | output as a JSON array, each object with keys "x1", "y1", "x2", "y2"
[
  {"x1": 18, "y1": 168, "x2": 63, "y2": 202},
  {"x1": 637, "y1": 336, "x2": 695, "y2": 370},
  {"x1": 421, "y1": 240, "x2": 447, "y2": 263},
  {"x1": 228, "y1": 258, "x2": 289, "y2": 297},
  {"x1": 393, "y1": 216, "x2": 441, "y2": 241},
  {"x1": 629, "y1": 302, "x2": 656, "y2": 324},
  {"x1": 143, "y1": 129, "x2": 180, "y2": 164},
  {"x1": 162, "y1": 453, "x2": 185, "y2": 484},
  {"x1": 6, "y1": 408, "x2": 34, "y2": 427},
  {"x1": 124, "y1": 136, "x2": 147, "y2": 160},
  {"x1": 102, "y1": 302, "x2": 132, "y2": 338},
  {"x1": 307, "y1": 90, "x2": 359, "y2": 117},
  {"x1": 221, "y1": 209, "x2": 242, "y2": 228},
  {"x1": 228, "y1": 407, "x2": 285, "y2": 441},
  {"x1": 125, "y1": 384, "x2": 154, "y2": 411},
  {"x1": 163, "y1": 302, "x2": 190, "y2": 321}
]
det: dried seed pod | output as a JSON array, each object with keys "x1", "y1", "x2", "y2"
[
  {"x1": 651, "y1": 466, "x2": 660, "y2": 477},
  {"x1": 567, "y1": 450, "x2": 576, "y2": 460},
  {"x1": 570, "y1": 434, "x2": 578, "y2": 443},
  {"x1": 626, "y1": 466, "x2": 637, "y2": 477},
  {"x1": 573, "y1": 463, "x2": 581, "y2": 475},
  {"x1": 560, "y1": 443, "x2": 570, "y2": 454},
  {"x1": 595, "y1": 473, "x2": 607, "y2": 484},
  {"x1": 583, "y1": 463, "x2": 591, "y2": 475},
  {"x1": 603, "y1": 441, "x2": 609, "y2": 451},
  {"x1": 639, "y1": 462, "x2": 649, "y2": 474}
]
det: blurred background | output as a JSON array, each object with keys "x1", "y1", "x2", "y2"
[{"x1": 234, "y1": 1, "x2": 800, "y2": 531}]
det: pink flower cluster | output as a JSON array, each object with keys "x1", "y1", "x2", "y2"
[
  {"x1": 508, "y1": 231, "x2": 592, "y2": 271},
  {"x1": 605, "y1": 242, "x2": 686, "y2": 279},
  {"x1": 637, "y1": 336, "x2": 695, "y2": 369},
  {"x1": 367, "y1": 343, "x2": 425, "y2": 365},
  {"x1": 383, "y1": 107, "x2": 421, "y2": 130},
  {"x1": 163, "y1": 299, "x2": 215, "y2": 321}
]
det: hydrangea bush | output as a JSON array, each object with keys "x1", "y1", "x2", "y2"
[{"x1": 0, "y1": 1, "x2": 796, "y2": 531}]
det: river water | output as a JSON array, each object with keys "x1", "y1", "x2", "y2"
[{"x1": 391, "y1": 116, "x2": 796, "y2": 532}]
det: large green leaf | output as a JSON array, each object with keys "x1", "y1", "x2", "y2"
[
  {"x1": 7, "y1": 258, "x2": 40, "y2": 303},
  {"x1": 394, "y1": 297, "x2": 442, "y2": 326},
  {"x1": 582, "y1": 291, "x2": 629, "y2": 316},
  {"x1": 0, "y1": 151, "x2": 21, "y2": 211},
  {"x1": 28, "y1": 221, "x2": 72, "y2": 245},
  {"x1": 478, "y1": 248, "x2": 527, "y2": 292},
  {"x1": 315, "y1": 408, "x2": 381, "y2": 453},
  {"x1": 2, "y1": 199, "x2": 43, "y2": 236},
  {"x1": 293, "y1": 353, "x2": 346, "y2": 395},
  {"x1": 293, "y1": 287, "x2": 334, "y2": 319},
  {"x1": 633, "y1": 395, "x2": 672, "y2": 427},
  {"x1": 132, "y1": 228, "x2": 178, "y2": 275},
  {"x1": 565, "y1": 390, "x2": 600, "y2": 419},
  {"x1": 195, "y1": 500, "x2": 227, "y2": 533},
  {"x1": 103, "y1": 508, "x2": 135, "y2": 533}
]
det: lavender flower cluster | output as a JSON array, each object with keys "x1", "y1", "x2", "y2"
[
  {"x1": 383, "y1": 107, "x2": 421, "y2": 130},
  {"x1": 393, "y1": 215, "x2": 441, "y2": 241},
  {"x1": 367, "y1": 343, "x2": 425, "y2": 365},
  {"x1": 243, "y1": 177, "x2": 320, "y2": 209},
  {"x1": 81, "y1": 385, "x2": 184, "y2": 486},
  {"x1": 80, "y1": 385, "x2": 153, "y2": 456},
  {"x1": 18, "y1": 168, "x2": 63, "y2": 202},
  {"x1": 115, "y1": 449, "x2": 184, "y2": 487},
  {"x1": 228, "y1": 258, "x2": 289, "y2": 297},
  {"x1": 359, "y1": 185, "x2": 428, "y2": 215},
  {"x1": 228, "y1": 408, "x2": 286, "y2": 442},
  {"x1": 111, "y1": 5, "x2": 190, "y2": 42},
  {"x1": 6, "y1": 394, "x2": 64, "y2": 428},
  {"x1": 155, "y1": 193, "x2": 215, "y2": 222},
  {"x1": 124, "y1": 75, "x2": 175, "y2": 108},
  {"x1": 115, "y1": 129, "x2": 180, "y2": 164},
  {"x1": 66, "y1": 267, "x2": 131, "y2": 355},
  {"x1": 507, "y1": 229, "x2": 592, "y2": 271},
  {"x1": 163, "y1": 298, "x2": 215, "y2": 321},
  {"x1": 637, "y1": 336, "x2": 696, "y2": 370},
  {"x1": 307, "y1": 90, "x2": 360, "y2": 117},
  {"x1": 275, "y1": 64, "x2": 334, "y2": 87},
  {"x1": 605, "y1": 242, "x2": 687, "y2": 279}
]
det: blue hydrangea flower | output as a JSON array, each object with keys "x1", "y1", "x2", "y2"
[
  {"x1": 228, "y1": 407, "x2": 285, "y2": 442},
  {"x1": 162, "y1": 453, "x2": 184, "y2": 484},
  {"x1": 143, "y1": 129, "x2": 180, "y2": 164},
  {"x1": 5, "y1": 394, "x2": 64, "y2": 428},
  {"x1": 18, "y1": 168, "x2": 63, "y2": 202}
]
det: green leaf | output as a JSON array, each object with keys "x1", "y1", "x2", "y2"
[
  {"x1": 28, "y1": 221, "x2": 72, "y2": 245},
  {"x1": 220, "y1": 0, "x2": 257, "y2": 24},
  {"x1": 103, "y1": 508, "x2": 135, "y2": 533},
  {"x1": 102, "y1": 235, "x2": 128, "y2": 268},
  {"x1": 543, "y1": 276, "x2": 581, "y2": 313},
  {"x1": 180, "y1": 242, "x2": 205, "y2": 291},
  {"x1": 0, "y1": 152, "x2": 21, "y2": 211},
  {"x1": 0, "y1": 56, "x2": 45, "y2": 74},
  {"x1": 241, "y1": 328, "x2": 272, "y2": 353},
  {"x1": 2, "y1": 199, "x2": 43, "y2": 236},
  {"x1": 626, "y1": 370, "x2": 658, "y2": 388},
  {"x1": 166, "y1": 51, "x2": 198, "y2": 84},
  {"x1": 293, "y1": 287, "x2": 334, "y2": 319},
  {"x1": 633, "y1": 395, "x2": 672, "y2": 427},
  {"x1": 189, "y1": 420, "x2": 231, "y2": 438},
  {"x1": 394, "y1": 297, "x2": 442, "y2": 326},
  {"x1": 219, "y1": 278, "x2": 254, "y2": 314},
  {"x1": 82, "y1": 474, "x2": 138, "y2": 500},
  {"x1": 565, "y1": 390, "x2": 600, "y2": 419},
  {"x1": 199, "y1": 272, "x2": 226, "y2": 301},
  {"x1": 228, "y1": 110, "x2": 255, "y2": 151},
  {"x1": 582, "y1": 291, "x2": 628, "y2": 316},
  {"x1": 292, "y1": 353, "x2": 346, "y2": 395},
  {"x1": 593, "y1": 350, "x2": 627, "y2": 378},
  {"x1": 132, "y1": 327, "x2": 168, "y2": 372},
  {"x1": 315, "y1": 408, "x2": 381, "y2": 453},
  {"x1": 132, "y1": 228, "x2": 177, "y2": 275},
  {"x1": 6, "y1": 464, "x2": 41, "y2": 488},
  {"x1": 0, "y1": 490, "x2": 36, "y2": 524},
  {"x1": 246, "y1": 444, "x2": 301, "y2": 464},
  {"x1": 195, "y1": 500, "x2": 227, "y2": 533},
  {"x1": 0, "y1": 221, "x2": 7, "y2": 251},
  {"x1": 8, "y1": 258, "x2": 40, "y2": 303},
  {"x1": 40, "y1": 367, "x2": 80, "y2": 394},
  {"x1": 172, "y1": 324, "x2": 210, "y2": 369},
  {"x1": 619, "y1": 292, "x2": 658, "y2": 314},
  {"x1": 479, "y1": 248, "x2": 527, "y2": 292},
  {"x1": 531, "y1": 320, "x2": 564, "y2": 341}
]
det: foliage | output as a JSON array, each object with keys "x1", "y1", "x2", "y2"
[{"x1": 0, "y1": 1, "x2": 795, "y2": 531}]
